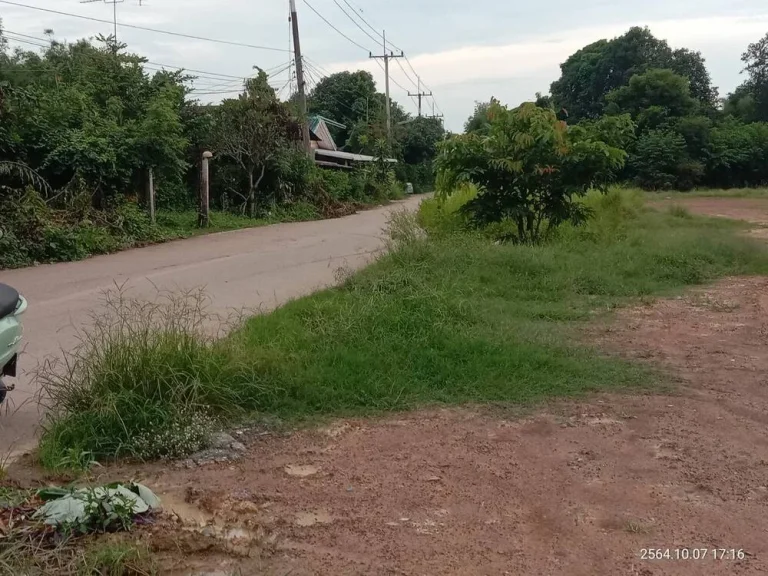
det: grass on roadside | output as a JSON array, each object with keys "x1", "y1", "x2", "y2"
[
  {"x1": 36, "y1": 189, "x2": 768, "y2": 465},
  {"x1": 154, "y1": 201, "x2": 322, "y2": 238}
]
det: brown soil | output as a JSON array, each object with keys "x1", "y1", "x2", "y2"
[
  {"x1": 655, "y1": 196, "x2": 768, "y2": 225},
  {"x1": 79, "y1": 276, "x2": 765, "y2": 576}
]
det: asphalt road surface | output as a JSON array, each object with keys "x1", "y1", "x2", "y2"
[{"x1": 0, "y1": 196, "x2": 423, "y2": 458}]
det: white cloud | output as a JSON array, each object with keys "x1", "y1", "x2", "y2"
[{"x1": 325, "y1": 13, "x2": 768, "y2": 129}]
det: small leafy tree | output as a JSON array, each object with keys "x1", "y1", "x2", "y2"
[
  {"x1": 435, "y1": 102, "x2": 627, "y2": 243},
  {"x1": 213, "y1": 72, "x2": 299, "y2": 217},
  {"x1": 630, "y1": 129, "x2": 690, "y2": 190}
]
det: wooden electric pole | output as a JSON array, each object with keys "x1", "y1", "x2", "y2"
[
  {"x1": 408, "y1": 77, "x2": 432, "y2": 117},
  {"x1": 370, "y1": 31, "x2": 403, "y2": 146},
  {"x1": 290, "y1": 0, "x2": 312, "y2": 156}
]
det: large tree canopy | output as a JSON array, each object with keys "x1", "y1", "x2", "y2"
[
  {"x1": 605, "y1": 68, "x2": 697, "y2": 130},
  {"x1": 307, "y1": 70, "x2": 379, "y2": 147},
  {"x1": 739, "y1": 32, "x2": 768, "y2": 122},
  {"x1": 550, "y1": 27, "x2": 716, "y2": 121},
  {"x1": 0, "y1": 31, "x2": 188, "y2": 205}
]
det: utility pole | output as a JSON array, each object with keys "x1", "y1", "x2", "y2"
[
  {"x1": 408, "y1": 77, "x2": 432, "y2": 117},
  {"x1": 80, "y1": 0, "x2": 145, "y2": 52},
  {"x1": 290, "y1": 0, "x2": 312, "y2": 156},
  {"x1": 80, "y1": 0, "x2": 122, "y2": 51},
  {"x1": 370, "y1": 31, "x2": 404, "y2": 146},
  {"x1": 427, "y1": 100, "x2": 444, "y2": 123}
]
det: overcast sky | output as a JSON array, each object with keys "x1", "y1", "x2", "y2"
[{"x1": 1, "y1": 0, "x2": 767, "y2": 130}]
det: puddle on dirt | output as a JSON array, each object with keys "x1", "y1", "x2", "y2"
[
  {"x1": 294, "y1": 510, "x2": 333, "y2": 527},
  {"x1": 285, "y1": 464, "x2": 319, "y2": 477},
  {"x1": 159, "y1": 491, "x2": 214, "y2": 526}
]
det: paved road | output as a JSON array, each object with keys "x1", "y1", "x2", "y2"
[{"x1": 0, "y1": 196, "x2": 423, "y2": 457}]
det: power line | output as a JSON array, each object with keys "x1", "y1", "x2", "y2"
[
  {"x1": 302, "y1": 58, "x2": 365, "y2": 116},
  {"x1": 322, "y1": 1, "x2": 441, "y2": 117},
  {"x1": 0, "y1": 0, "x2": 290, "y2": 53},
  {"x1": 190, "y1": 89, "x2": 246, "y2": 96},
  {"x1": 332, "y1": 0, "x2": 382, "y2": 48},
  {"x1": 372, "y1": 58, "x2": 410, "y2": 95},
  {"x1": 144, "y1": 62, "x2": 250, "y2": 81},
  {"x1": 300, "y1": 0, "x2": 371, "y2": 53},
  {"x1": 1, "y1": 28, "x2": 292, "y2": 91},
  {"x1": 394, "y1": 57, "x2": 418, "y2": 89},
  {"x1": 2, "y1": 29, "x2": 52, "y2": 43},
  {"x1": 340, "y1": 0, "x2": 391, "y2": 46},
  {"x1": 303, "y1": 56, "x2": 332, "y2": 77},
  {"x1": 3, "y1": 34, "x2": 49, "y2": 48}
]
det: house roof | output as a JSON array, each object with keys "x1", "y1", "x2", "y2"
[
  {"x1": 309, "y1": 116, "x2": 337, "y2": 151},
  {"x1": 314, "y1": 149, "x2": 397, "y2": 164}
]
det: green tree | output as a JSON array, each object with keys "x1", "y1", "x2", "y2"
[
  {"x1": 436, "y1": 102, "x2": 627, "y2": 243},
  {"x1": 605, "y1": 69, "x2": 697, "y2": 120},
  {"x1": 629, "y1": 129, "x2": 694, "y2": 190},
  {"x1": 669, "y1": 48, "x2": 718, "y2": 109},
  {"x1": 724, "y1": 84, "x2": 759, "y2": 122},
  {"x1": 400, "y1": 117, "x2": 445, "y2": 165},
  {"x1": 707, "y1": 120, "x2": 768, "y2": 187},
  {"x1": 551, "y1": 27, "x2": 716, "y2": 121},
  {"x1": 464, "y1": 100, "x2": 492, "y2": 134},
  {"x1": 213, "y1": 73, "x2": 299, "y2": 217},
  {"x1": 740, "y1": 32, "x2": 768, "y2": 121},
  {"x1": 307, "y1": 71, "x2": 379, "y2": 146}
]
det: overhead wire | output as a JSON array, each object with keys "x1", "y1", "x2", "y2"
[
  {"x1": 3, "y1": 34, "x2": 49, "y2": 48},
  {"x1": 340, "y1": 0, "x2": 389, "y2": 46},
  {"x1": 394, "y1": 58, "x2": 419, "y2": 89},
  {"x1": 2, "y1": 0, "x2": 444, "y2": 116},
  {"x1": 332, "y1": 0, "x2": 382, "y2": 48},
  {"x1": 300, "y1": 0, "x2": 372, "y2": 54},
  {"x1": 302, "y1": 57, "x2": 365, "y2": 116},
  {"x1": 299, "y1": 0, "x2": 438, "y2": 116},
  {"x1": 0, "y1": 0, "x2": 290, "y2": 53}
]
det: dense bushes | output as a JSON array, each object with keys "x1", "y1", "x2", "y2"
[
  {"x1": 0, "y1": 190, "x2": 164, "y2": 268},
  {"x1": 0, "y1": 24, "x2": 435, "y2": 268}
]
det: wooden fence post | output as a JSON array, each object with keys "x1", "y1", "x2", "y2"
[{"x1": 199, "y1": 151, "x2": 212, "y2": 228}]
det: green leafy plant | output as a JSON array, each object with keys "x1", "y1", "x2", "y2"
[{"x1": 436, "y1": 101, "x2": 627, "y2": 243}]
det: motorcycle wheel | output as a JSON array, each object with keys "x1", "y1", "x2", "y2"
[{"x1": 0, "y1": 380, "x2": 7, "y2": 404}]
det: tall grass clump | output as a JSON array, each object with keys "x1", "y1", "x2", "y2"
[{"x1": 37, "y1": 288, "x2": 265, "y2": 466}]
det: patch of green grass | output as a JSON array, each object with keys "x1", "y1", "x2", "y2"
[
  {"x1": 76, "y1": 541, "x2": 156, "y2": 576},
  {"x1": 155, "y1": 202, "x2": 322, "y2": 238},
  {"x1": 37, "y1": 190, "x2": 768, "y2": 464}
]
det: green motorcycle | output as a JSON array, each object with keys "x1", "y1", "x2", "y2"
[{"x1": 0, "y1": 283, "x2": 27, "y2": 404}]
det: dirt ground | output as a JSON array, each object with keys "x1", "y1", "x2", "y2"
[
  {"x1": 102, "y1": 276, "x2": 766, "y2": 576},
  {"x1": 655, "y1": 195, "x2": 768, "y2": 226},
  {"x1": 9, "y1": 198, "x2": 768, "y2": 575}
]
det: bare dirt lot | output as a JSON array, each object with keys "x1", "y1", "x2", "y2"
[
  {"x1": 97, "y1": 275, "x2": 765, "y2": 576},
  {"x1": 655, "y1": 195, "x2": 768, "y2": 225}
]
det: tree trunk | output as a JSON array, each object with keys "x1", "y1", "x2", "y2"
[
  {"x1": 516, "y1": 217, "x2": 526, "y2": 243},
  {"x1": 247, "y1": 171, "x2": 256, "y2": 218},
  {"x1": 526, "y1": 214, "x2": 535, "y2": 243},
  {"x1": 248, "y1": 164, "x2": 267, "y2": 219}
]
